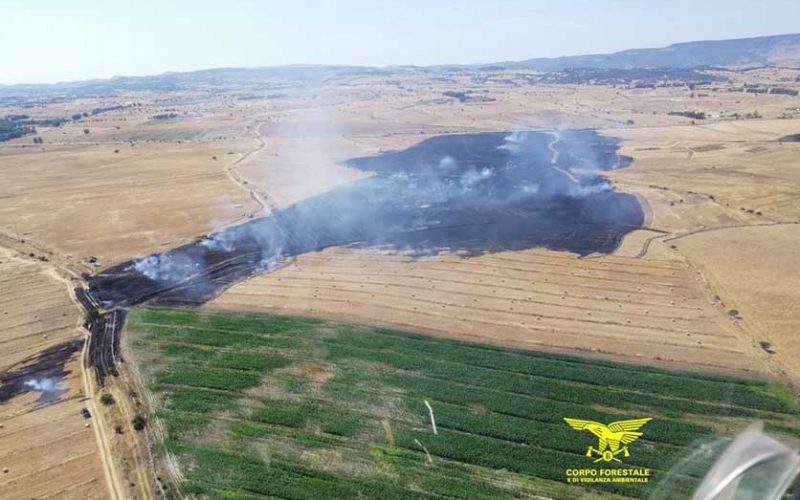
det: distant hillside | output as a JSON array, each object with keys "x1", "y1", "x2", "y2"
[
  {"x1": 2, "y1": 33, "x2": 799, "y2": 102},
  {"x1": 0, "y1": 65, "x2": 389, "y2": 103},
  {"x1": 492, "y1": 33, "x2": 800, "y2": 71},
  {"x1": 534, "y1": 67, "x2": 723, "y2": 86}
]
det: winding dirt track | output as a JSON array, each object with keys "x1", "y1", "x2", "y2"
[
  {"x1": 223, "y1": 120, "x2": 280, "y2": 217},
  {"x1": 547, "y1": 131, "x2": 580, "y2": 184},
  {"x1": 78, "y1": 320, "x2": 124, "y2": 500}
]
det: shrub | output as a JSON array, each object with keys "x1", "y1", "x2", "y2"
[{"x1": 132, "y1": 414, "x2": 147, "y2": 431}]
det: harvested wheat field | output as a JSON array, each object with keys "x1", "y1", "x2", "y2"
[
  {"x1": 209, "y1": 243, "x2": 771, "y2": 376},
  {"x1": 675, "y1": 224, "x2": 800, "y2": 379},
  {"x1": 0, "y1": 248, "x2": 110, "y2": 500},
  {"x1": 0, "y1": 138, "x2": 260, "y2": 268}
]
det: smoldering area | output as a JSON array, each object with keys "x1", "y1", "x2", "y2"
[
  {"x1": 89, "y1": 129, "x2": 642, "y2": 308},
  {"x1": 80, "y1": 129, "x2": 643, "y2": 383}
]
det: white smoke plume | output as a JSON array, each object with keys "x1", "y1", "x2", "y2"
[
  {"x1": 24, "y1": 377, "x2": 59, "y2": 393},
  {"x1": 129, "y1": 253, "x2": 198, "y2": 282}
]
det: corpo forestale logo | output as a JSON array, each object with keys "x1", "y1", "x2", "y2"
[{"x1": 562, "y1": 417, "x2": 653, "y2": 484}]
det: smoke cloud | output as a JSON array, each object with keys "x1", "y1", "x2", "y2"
[
  {"x1": 95, "y1": 129, "x2": 642, "y2": 307},
  {"x1": 24, "y1": 377, "x2": 59, "y2": 393}
]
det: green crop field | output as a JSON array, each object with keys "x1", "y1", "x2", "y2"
[{"x1": 126, "y1": 307, "x2": 800, "y2": 499}]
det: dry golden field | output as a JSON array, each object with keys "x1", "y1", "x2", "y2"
[
  {"x1": 0, "y1": 248, "x2": 109, "y2": 500},
  {"x1": 210, "y1": 244, "x2": 769, "y2": 375}
]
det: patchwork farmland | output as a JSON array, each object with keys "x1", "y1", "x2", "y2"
[{"x1": 2, "y1": 28, "x2": 800, "y2": 499}]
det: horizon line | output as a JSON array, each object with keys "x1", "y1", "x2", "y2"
[{"x1": 2, "y1": 31, "x2": 798, "y2": 88}]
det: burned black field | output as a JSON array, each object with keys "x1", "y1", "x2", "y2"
[
  {"x1": 82, "y1": 130, "x2": 643, "y2": 381},
  {"x1": 90, "y1": 130, "x2": 641, "y2": 306},
  {"x1": 0, "y1": 339, "x2": 83, "y2": 404}
]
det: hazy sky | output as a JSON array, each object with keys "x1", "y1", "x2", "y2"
[{"x1": 2, "y1": 0, "x2": 799, "y2": 84}]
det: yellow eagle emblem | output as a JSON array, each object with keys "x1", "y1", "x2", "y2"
[{"x1": 563, "y1": 417, "x2": 652, "y2": 463}]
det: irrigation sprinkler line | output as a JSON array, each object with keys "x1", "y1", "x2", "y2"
[
  {"x1": 424, "y1": 400, "x2": 437, "y2": 435},
  {"x1": 414, "y1": 439, "x2": 433, "y2": 464}
]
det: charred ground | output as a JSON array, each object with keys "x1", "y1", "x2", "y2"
[
  {"x1": 81, "y1": 129, "x2": 643, "y2": 382},
  {"x1": 0, "y1": 339, "x2": 82, "y2": 404}
]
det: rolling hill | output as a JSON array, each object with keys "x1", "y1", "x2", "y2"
[{"x1": 492, "y1": 33, "x2": 800, "y2": 71}]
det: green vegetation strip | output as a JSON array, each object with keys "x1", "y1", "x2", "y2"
[{"x1": 128, "y1": 307, "x2": 800, "y2": 499}]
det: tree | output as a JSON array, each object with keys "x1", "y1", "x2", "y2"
[
  {"x1": 83, "y1": 129, "x2": 90, "y2": 134},
  {"x1": 100, "y1": 393, "x2": 115, "y2": 406}
]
